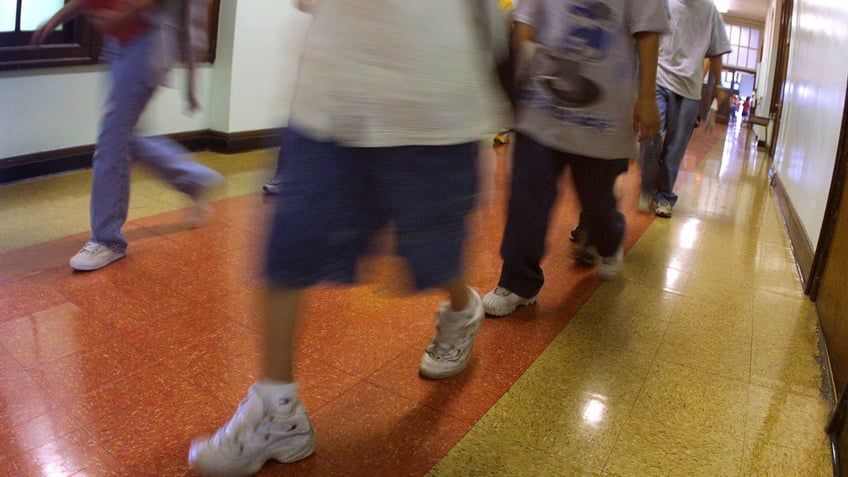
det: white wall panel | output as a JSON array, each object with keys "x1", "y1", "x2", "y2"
[
  {"x1": 772, "y1": 0, "x2": 848, "y2": 248},
  {"x1": 0, "y1": 65, "x2": 212, "y2": 159}
]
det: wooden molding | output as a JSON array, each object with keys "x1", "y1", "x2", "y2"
[
  {"x1": 771, "y1": 170, "x2": 815, "y2": 289},
  {"x1": 0, "y1": 128, "x2": 281, "y2": 185},
  {"x1": 207, "y1": 128, "x2": 282, "y2": 154}
]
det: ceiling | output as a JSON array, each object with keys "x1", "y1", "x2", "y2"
[{"x1": 722, "y1": 0, "x2": 770, "y2": 22}]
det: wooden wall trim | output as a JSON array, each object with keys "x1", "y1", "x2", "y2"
[
  {"x1": 207, "y1": 128, "x2": 282, "y2": 154},
  {"x1": 0, "y1": 128, "x2": 281, "y2": 185},
  {"x1": 771, "y1": 170, "x2": 815, "y2": 290}
]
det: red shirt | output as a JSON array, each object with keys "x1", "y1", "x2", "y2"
[{"x1": 84, "y1": 0, "x2": 149, "y2": 44}]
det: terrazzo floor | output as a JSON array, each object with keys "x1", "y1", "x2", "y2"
[{"x1": 0, "y1": 122, "x2": 833, "y2": 476}]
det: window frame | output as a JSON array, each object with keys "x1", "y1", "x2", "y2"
[{"x1": 0, "y1": 0, "x2": 220, "y2": 71}]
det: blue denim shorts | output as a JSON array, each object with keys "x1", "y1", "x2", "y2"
[{"x1": 264, "y1": 127, "x2": 479, "y2": 290}]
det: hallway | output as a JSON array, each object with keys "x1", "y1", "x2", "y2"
[{"x1": 0, "y1": 122, "x2": 833, "y2": 476}]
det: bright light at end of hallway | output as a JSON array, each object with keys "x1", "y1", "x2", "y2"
[
  {"x1": 582, "y1": 395, "x2": 607, "y2": 425},
  {"x1": 713, "y1": 0, "x2": 729, "y2": 13}
]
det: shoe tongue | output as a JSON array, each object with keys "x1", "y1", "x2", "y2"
[
  {"x1": 495, "y1": 288, "x2": 511, "y2": 297},
  {"x1": 223, "y1": 392, "x2": 266, "y2": 438}
]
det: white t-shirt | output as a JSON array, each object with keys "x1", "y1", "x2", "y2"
[
  {"x1": 657, "y1": 0, "x2": 732, "y2": 100},
  {"x1": 288, "y1": 1, "x2": 509, "y2": 147},
  {"x1": 511, "y1": 0, "x2": 668, "y2": 159}
]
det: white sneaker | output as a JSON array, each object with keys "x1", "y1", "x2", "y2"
[
  {"x1": 187, "y1": 201, "x2": 213, "y2": 229},
  {"x1": 655, "y1": 201, "x2": 673, "y2": 218},
  {"x1": 419, "y1": 288, "x2": 484, "y2": 379},
  {"x1": 189, "y1": 384, "x2": 315, "y2": 477},
  {"x1": 481, "y1": 287, "x2": 537, "y2": 317},
  {"x1": 598, "y1": 246, "x2": 624, "y2": 281},
  {"x1": 188, "y1": 172, "x2": 225, "y2": 228},
  {"x1": 69, "y1": 241, "x2": 125, "y2": 271}
]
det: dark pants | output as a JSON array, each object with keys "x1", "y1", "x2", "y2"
[{"x1": 498, "y1": 133, "x2": 627, "y2": 299}]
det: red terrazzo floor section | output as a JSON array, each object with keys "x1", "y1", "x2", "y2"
[{"x1": 0, "y1": 129, "x2": 722, "y2": 475}]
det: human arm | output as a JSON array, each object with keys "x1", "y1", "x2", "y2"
[
  {"x1": 707, "y1": 54, "x2": 725, "y2": 104},
  {"x1": 511, "y1": 21, "x2": 534, "y2": 51},
  {"x1": 633, "y1": 31, "x2": 660, "y2": 141},
  {"x1": 30, "y1": 0, "x2": 86, "y2": 46},
  {"x1": 511, "y1": 20, "x2": 535, "y2": 84}
]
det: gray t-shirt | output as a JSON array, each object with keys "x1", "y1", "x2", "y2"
[
  {"x1": 512, "y1": 0, "x2": 668, "y2": 159},
  {"x1": 288, "y1": 1, "x2": 509, "y2": 147},
  {"x1": 656, "y1": 0, "x2": 732, "y2": 100}
]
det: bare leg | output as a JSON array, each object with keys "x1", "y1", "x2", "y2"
[
  {"x1": 261, "y1": 286, "x2": 303, "y2": 383},
  {"x1": 443, "y1": 276, "x2": 471, "y2": 311}
]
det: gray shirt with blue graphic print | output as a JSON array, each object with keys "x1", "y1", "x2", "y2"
[{"x1": 512, "y1": 0, "x2": 668, "y2": 159}]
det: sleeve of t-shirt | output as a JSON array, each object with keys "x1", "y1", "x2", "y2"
[
  {"x1": 628, "y1": 0, "x2": 669, "y2": 36},
  {"x1": 510, "y1": 0, "x2": 539, "y2": 26},
  {"x1": 707, "y1": 9, "x2": 733, "y2": 57}
]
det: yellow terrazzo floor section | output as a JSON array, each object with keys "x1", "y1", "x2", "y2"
[
  {"x1": 428, "y1": 128, "x2": 833, "y2": 476},
  {"x1": 0, "y1": 150, "x2": 276, "y2": 253}
]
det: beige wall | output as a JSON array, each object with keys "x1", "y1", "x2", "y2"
[{"x1": 770, "y1": 0, "x2": 848, "y2": 248}]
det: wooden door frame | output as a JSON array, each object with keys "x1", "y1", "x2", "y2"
[{"x1": 768, "y1": 0, "x2": 793, "y2": 158}]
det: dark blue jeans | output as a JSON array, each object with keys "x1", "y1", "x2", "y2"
[{"x1": 498, "y1": 133, "x2": 627, "y2": 299}]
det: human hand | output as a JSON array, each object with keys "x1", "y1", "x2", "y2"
[
  {"x1": 30, "y1": 24, "x2": 53, "y2": 46},
  {"x1": 633, "y1": 96, "x2": 660, "y2": 141},
  {"x1": 297, "y1": 0, "x2": 317, "y2": 13}
]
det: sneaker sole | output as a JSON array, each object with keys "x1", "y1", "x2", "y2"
[
  {"x1": 272, "y1": 430, "x2": 316, "y2": 464},
  {"x1": 419, "y1": 349, "x2": 476, "y2": 379},
  {"x1": 598, "y1": 267, "x2": 620, "y2": 281},
  {"x1": 483, "y1": 296, "x2": 537, "y2": 317},
  {"x1": 69, "y1": 253, "x2": 126, "y2": 271}
]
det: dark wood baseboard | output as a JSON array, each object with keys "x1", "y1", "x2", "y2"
[
  {"x1": 0, "y1": 128, "x2": 281, "y2": 185},
  {"x1": 207, "y1": 128, "x2": 282, "y2": 154},
  {"x1": 771, "y1": 170, "x2": 815, "y2": 290}
]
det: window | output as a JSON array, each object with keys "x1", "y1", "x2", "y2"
[
  {"x1": 723, "y1": 23, "x2": 762, "y2": 72},
  {"x1": 0, "y1": 0, "x2": 102, "y2": 70},
  {"x1": 0, "y1": 0, "x2": 220, "y2": 71}
]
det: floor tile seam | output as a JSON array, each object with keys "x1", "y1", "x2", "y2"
[
  {"x1": 49, "y1": 286, "x2": 177, "y2": 349},
  {"x1": 650, "y1": 355, "x2": 754, "y2": 393},
  {"x1": 606, "y1": 235, "x2": 679, "y2": 454},
  {"x1": 56, "y1": 371, "x2": 201, "y2": 473},
  {"x1": 1, "y1": 409, "x2": 85, "y2": 465},
  {"x1": 0, "y1": 187, "x2": 254, "y2": 255},
  {"x1": 426, "y1": 190, "x2": 678, "y2": 469},
  {"x1": 740, "y1": 388, "x2": 832, "y2": 453},
  {"x1": 287, "y1": 349, "x2": 367, "y2": 414},
  {"x1": 0, "y1": 323, "x2": 131, "y2": 373},
  {"x1": 356, "y1": 349, "x2": 480, "y2": 427}
]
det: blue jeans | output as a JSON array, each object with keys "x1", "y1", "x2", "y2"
[
  {"x1": 90, "y1": 26, "x2": 221, "y2": 254},
  {"x1": 498, "y1": 133, "x2": 627, "y2": 299},
  {"x1": 639, "y1": 85, "x2": 702, "y2": 206}
]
